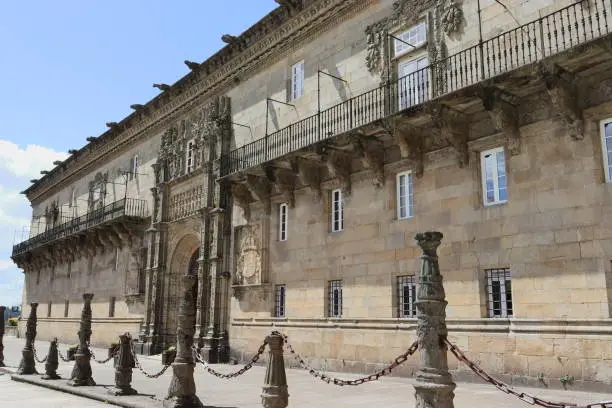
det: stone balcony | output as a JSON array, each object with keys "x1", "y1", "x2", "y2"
[
  {"x1": 11, "y1": 198, "x2": 149, "y2": 271},
  {"x1": 220, "y1": 0, "x2": 612, "y2": 212}
]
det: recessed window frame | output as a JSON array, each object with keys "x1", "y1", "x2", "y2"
[
  {"x1": 600, "y1": 118, "x2": 612, "y2": 183},
  {"x1": 486, "y1": 268, "x2": 513, "y2": 318},
  {"x1": 328, "y1": 280, "x2": 343, "y2": 318},
  {"x1": 130, "y1": 154, "x2": 139, "y2": 181},
  {"x1": 331, "y1": 189, "x2": 344, "y2": 233},
  {"x1": 480, "y1": 146, "x2": 508, "y2": 206},
  {"x1": 279, "y1": 203, "x2": 288, "y2": 242},
  {"x1": 274, "y1": 284, "x2": 286, "y2": 318},
  {"x1": 393, "y1": 22, "x2": 428, "y2": 58},
  {"x1": 291, "y1": 60, "x2": 305, "y2": 100},
  {"x1": 186, "y1": 138, "x2": 196, "y2": 174},
  {"x1": 397, "y1": 275, "x2": 417, "y2": 318},
  {"x1": 396, "y1": 171, "x2": 414, "y2": 220}
]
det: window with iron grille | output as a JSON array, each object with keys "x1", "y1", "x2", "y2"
[
  {"x1": 279, "y1": 203, "x2": 288, "y2": 241},
  {"x1": 328, "y1": 280, "x2": 343, "y2": 318},
  {"x1": 331, "y1": 189, "x2": 344, "y2": 232},
  {"x1": 275, "y1": 285, "x2": 286, "y2": 317},
  {"x1": 397, "y1": 275, "x2": 417, "y2": 318},
  {"x1": 486, "y1": 268, "x2": 513, "y2": 318}
]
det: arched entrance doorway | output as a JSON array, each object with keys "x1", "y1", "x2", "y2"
[{"x1": 164, "y1": 234, "x2": 200, "y2": 346}]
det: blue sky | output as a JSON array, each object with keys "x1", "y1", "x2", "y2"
[{"x1": 0, "y1": 1, "x2": 278, "y2": 306}]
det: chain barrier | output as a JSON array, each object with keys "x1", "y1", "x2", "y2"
[
  {"x1": 57, "y1": 348, "x2": 71, "y2": 363},
  {"x1": 32, "y1": 346, "x2": 48, "y2": 364},
  {"x1": 280, "y1": 332, "x2": 418, "y2": 386},
  {"x1": 444, "y1": 339, "x2": 612, "y2": 408},
  {"x1": 194, "y1": 339, "x2": 268, "y2": 379},
  {"x1": 89, "y1": 345, "x2": 118, "y2": 365},
  {"x1": 130, "y1": 342, "x2": 171, "y2": 379}
]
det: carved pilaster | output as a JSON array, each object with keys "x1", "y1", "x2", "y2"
[
  {"x1": 480, "y1": 87, "x2": 521, "y2": 155},
  {"x1": 245, "y1": 174, "x2": 272, "y2": 216},
  {"x1": 353, "y1": 135, "x2": 385, "y2": 188},
  {"x1": 295, "y1": 158, "x2": 323, "y2": 201},
  {"x1": 431, "y1": 105, "x2": 469, "y2": 168},
  {"x1": 265, "y1": 167, "x2": 297, "y2": 208},
  {"x1": 324, "y1": 149, "x2": 352, "y2": 195},
  {"x1": 539, "y1": 63, "x2": 584, "y2": 140},
  {"x1": 230, "y1": 182, "x2": 253, "y2": 221}
]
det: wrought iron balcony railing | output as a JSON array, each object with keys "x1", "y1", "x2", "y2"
[
  {"x1": 12, "y1": 198, "x2": 148, "y2": 257},
  {"x1": 220, "y1": 0, "x2": 611, "y2": 178}
]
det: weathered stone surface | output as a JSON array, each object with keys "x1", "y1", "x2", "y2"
[
  {"x1": 17, "y1": 302, "x2": 38, "y2": 375},
  {"x1": 41, "y1": 338, "x2": 61, "y2": 380},
  {"x1": 69, "y1": 294, "x2": 95, "y2": 386},
  {"x1": 107, "y1": 333, "x2": 137, "y2": 396},
  {"x1": 261, "y1": 332, "x2": 289, "y2": 408}
]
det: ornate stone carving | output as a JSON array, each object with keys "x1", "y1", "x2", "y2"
[
  {"x1": 324, "y1": 148, "x2": 352, "y2": 195},
  {"x1": 235, "y1": 225, "x2": 262, "y2": 285},
  {"x1": 17, "y1": 303, "x2": 38, "y2": 375},
  {"x1": 396, "y1": 125, "x2": 425, "y2": 178},
  {"x1": 295, "y1": 157, "x2": 323, "y2": 201},
  {"x1": 108, "y1": 333, "x2": 137, "y2": 396},
  {"x1": 274, "y1": 0, "x2": 303, "y2": 14},
  {"x1": 42, "y1": 338, "x2": 61, "y2": 380},
  {"x1": 230, "y1": 182, "x2": 254, "y2": 222},
  {"x1": 69, "y1": 293, "x2": 95, "y2": 386},
  {"x1": 266, "y1": 167, "x2": 297, "y2": 208},
  {"x1": 352, "y1": 135, "x2": 385, "y2": 188},
  {"x1": 440, "y1": 0, "x2": 463, "y2": 36},
  {"x1": 245, "y1": 174, "x2": 272, "y2": 215},
  {"x1": 169, "y1": 185, "x2": 206, "y2": 221},
  {"x1": 365, "y1": 21, "x2": 388, "y2": 76},
  {"x1": 430, "y1": 104, "x2": 469, "y2": 168},
  {"x1": 539, "y1": 63, "x2": 584, "y2": 140},
  {"x1": 479, "y1": 87, "x2": 521, "y2": 155}
]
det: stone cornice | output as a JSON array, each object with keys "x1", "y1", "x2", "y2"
[{"x1": 24, "y1": 0, "x2": 374, "y2": 204}]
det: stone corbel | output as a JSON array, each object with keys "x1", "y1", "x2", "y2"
[
  {"x1": 104, "y1": 227, "x2": 122, "y2": 248},
  {"x1": 230, "y1": 182, "x2": 254, "y2": 222},
  {"x1": 323, "y1": 148, "x2": 352, "y2": 195},
  {"x1": 431, "y1": 105, "x2": 470, "y2": 168},
  {"x1": 352, "y1": 135, "x2": 385, "y2": 188},
  {"x1": 539, "y1": 62, "x2": 584, "y2": 140},
  {"x1": 394, "y1": 124, "x2": 425, "y2": 178},
  {"x1": 479, "y1": 86, "x2": 521, "y2": 155},
  {"x1": 111, "y1": 224, "x2": 131, "y2": 247},
  {"x1": 294, "y1": 157, "x2": 323, "y2": 202},
  {"x1": 265, "y1": 166, "x2": 297, "y2": 208},
  {"x1": 245, "y1": 174, "x2": 272, "y2": 216}
]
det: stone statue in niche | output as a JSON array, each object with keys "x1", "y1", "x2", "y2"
[{"x1": 235, "y1": 225, "x2": 261, "y2": 285}]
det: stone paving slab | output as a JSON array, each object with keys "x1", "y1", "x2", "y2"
[{"x1": 2, "y1": 336, "x2": 611, "y2": 408}]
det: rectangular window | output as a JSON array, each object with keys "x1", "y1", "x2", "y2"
[
  {"x1": 291, "y1": 60, "x2": 305, "y2": 100},
  {"x1": 328, "y1": 280, "x2": 343, "y2": 318},
  {"x1": 331, "y1": 189, "x2": 344, "y2": 232},
  {"x1": 398, "y1": 56, "x2": 429, "y2": 109},
  {"x1": 186, "y1": 139, "x2": 195, "y2": 173},
  {"x1": 481, "y1": 147, "x2": 508, "y2": 205},
  {"x1": 486, "y1": 268, "x2": 513, "y2": 318},
  {"x1": 47, "y1": 301, "x2": 52, "y2": 318},
  {"x1": 394, "y1": 22, "x2": 427, "y2": 56},
  {"x1": 600, "y1": 119, "x2": 612, "y2": 182},
  {"x1": 69, "y1": 188, "x2": 75, "y2": 208},
  {"x1": 396, "y1": 171, "x2": 414, "y2": 220},
  {"x1": 109, "y1": 297, "x2": 116, "y2": 318},
  {"x1": 130, "y1": 154, "x2": 139, "y2": 180},
  {"x1": 279, "y1": 203, "x2": 288, "y2": 241},
  {"x1": 114, "y1": 248, "x2": 120, "y2": 271},
  {"x1": 275, "y1": 285, "x2": 286, "y2": 317},
  {"x1": 64, "y1": 300, "x2": 69, "y2": 318},
  {"x1": 397, "y1": 275, "x2": 417, "y2": 318}
]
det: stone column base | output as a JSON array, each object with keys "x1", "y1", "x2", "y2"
[
  {"x1": 414, "y1": 368, "x2": 456, "y2": 408},
  {"x1": 17, "y1": 350, "x2": 37, "y2": 375},
  {"x1": 108, "y1": 386, "x2": 138, "y2": 396}
]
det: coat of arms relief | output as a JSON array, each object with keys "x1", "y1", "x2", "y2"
[{"x1": 235, "y1": 224, "x2": 262, "y2": 286}]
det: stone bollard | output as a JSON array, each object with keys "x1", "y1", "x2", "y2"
[
  {"x1": 69, "y1": 293, "x2": 95, "y2": 386},
  {"x1": 0, "y1": 305, "x2": 5, "y2": 368},
  {"x1": 17, "y1": 302, "x2": 38, "y2": 375},
  {"x1": 261, "y1": 331, "x2": 288, "y2": 408},
  {"x1": 42, "y1": 338, "x2": 61, "y2": 380},
  {"x1": 163, "y1": 275, "x2": 203, "y2": 408},
  {"x1": 108, "y1": 333, "x2": 137, "y2": 396},
  {"x1": 413, "y1": 232, "x2": 456, "y2": 408}
]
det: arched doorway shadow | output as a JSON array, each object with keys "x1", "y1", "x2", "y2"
[{"x1": 164, "y1": 234, "x2": 200, "y2": 346}]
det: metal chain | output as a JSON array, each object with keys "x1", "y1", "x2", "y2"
[
  {"x1": 281, "y1": 332, "x2": 418, "y2": 386},
  {"x1": 131, "y1": 343, "x2": 171, "y2": 379},
  {"x1": 444, "y1": 339, "x2": 576, "y2": 408},
  {"x1": 32, "y1": 346, "x2": 48, "y2": 364},
  {"x1": 90, "y1": 345, "x2": 118, "y2": 364},
  {"x1": 57, "y1": 348, "x2": 71, "y2": 363},
  {"x1": 194, "y1": 339, "x2": 268, "y2": 379}
]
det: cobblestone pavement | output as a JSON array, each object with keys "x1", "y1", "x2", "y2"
[{"x1": 2, "y1": 335, "x2": 611, "y2": 408}]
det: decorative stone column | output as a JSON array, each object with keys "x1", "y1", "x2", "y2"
[
  {"x1": 261, "y1": 332, "x2": 288, "y2": 408},
  {"x1": 17, "y1": 302, "x2": 38, "y2": 375},
  {"x1": 163, "y1": 275, "x2": 203, "y2": 408},
  {"x1": 69, "y1": 293, "x2": 95, "y2": 386},
  {"x1": 0, "y1": 305, "x2": 5, "y2": 368},
  {"x1": 108, "y1": 333, "x2": 137, "y2": 396},
  {"x1": 42, "y1": 338, "x2": 61, "y2": 380},
  {"x1": 413, "y1": 232, "x2": 455, "y2": 408}
]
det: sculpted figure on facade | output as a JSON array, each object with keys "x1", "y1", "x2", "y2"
[{"x1": 235, "y1": 224, "x2": 262, "y2": 285}]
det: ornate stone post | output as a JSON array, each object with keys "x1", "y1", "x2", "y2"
[
  {"x1": 42, "y1": 338, "x2": 60, "y2": 380},
  {"x1": 414, "y1": 232, "x2": 455, "y2": 408},
  {"x1": 108, "y1": 333, "x2": 137, "y2": 396},
  {"x1": 163, "y1": 275, "x2": 203, "y2": 408},
  {"x1": 17, "y1": 302, "x2": 38, "y2": 375},
  {"x1": 0, "y1": 305, "x2": 5, "y2": 368},
  {"x1": 69, "y1": 293, "x2": 95, "y2": 386},
  {"x1": 261, "y1": 332, "x2": 288, "y2": 408}
]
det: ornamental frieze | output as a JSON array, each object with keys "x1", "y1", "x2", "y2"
[{"x1": 168, "y1": 185, "x2": 206, "y2": 222}]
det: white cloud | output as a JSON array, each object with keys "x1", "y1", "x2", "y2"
[
  {"x1": 0, "y1": 260, "x2": 14, "y2": 270},
  {"x1": 0, "y1": 272, "x2": 23, "y2": 306},
  {"x1": 0, "y1": 139, "x2": 69, "y2": 179}
]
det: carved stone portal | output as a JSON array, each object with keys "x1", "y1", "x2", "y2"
[{"x1": 235, "y1": 224, "x2": 262, "y2": 286}]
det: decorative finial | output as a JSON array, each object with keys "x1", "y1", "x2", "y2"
[
  {"x1": 30, "y1": 179, "x2": 38, "y2": 183},
  {"x1": 153, "y1": 83, "x2": 170, "y2": 91},
  {"x1": 221, "y1": 34, "x2": 238, "y2": 44},
  {"x1": 106, "y1": 122, "x2": 118, "y2": 128},
  {"x1": 68, "y1": 149, "x2": 78, "y2": 154},
  {"x1": 130, "y1": 104, "x2": 144, "y2": 111},
  {"x1": 40, "y1": 170, "x2": 49, "y2": 175},
  {"x1": 52, "y1": 160, "x2": 63, "y2": 166},
  {"x1": 184, "y1": 60, "x2": 200, "y2": 70},
  {"x1": 86, "y1": 136, "x2": 97, "y2": 142}
]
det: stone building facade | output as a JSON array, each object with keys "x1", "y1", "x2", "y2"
[{"x1": 10, "y1": 0, "x2": 612, "y2": 389}]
